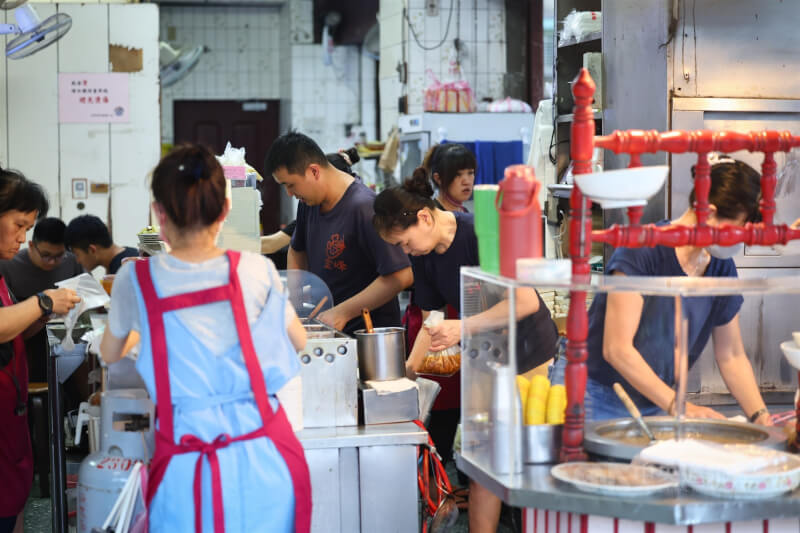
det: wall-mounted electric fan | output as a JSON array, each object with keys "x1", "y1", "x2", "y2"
[
  {"x1": 159, "y1": 41, "x2": 206, "y2": 88},
  {"x1": 0, "y1": 3, "x2": 72, "y2": 59}
]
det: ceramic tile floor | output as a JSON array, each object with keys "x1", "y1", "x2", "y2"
[
  {"x1": 442, "y1": 461, "x2": 517, "y2": 533},
  {"x1": 23, "y1": 476, "x2": 52, "y2": 533}
]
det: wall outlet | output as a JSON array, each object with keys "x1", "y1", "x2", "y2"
[{"x1": 426, "y1": 0, "x2": 438, "y2": 17}]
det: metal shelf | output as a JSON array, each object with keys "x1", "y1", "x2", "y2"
[
  {"x1": 557, "y1": 31, "x2": 602, "y2": 48},
  {"x1": 556, "y1": 110, "x2": 603, "y2": 123}
]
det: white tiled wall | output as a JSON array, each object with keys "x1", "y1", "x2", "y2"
[
  {"x1": 288, "y1": 44, "x2": 363, "y2": 153},
  {"x1": 159, "y1": 5, "x2": 282, "y2": 143},
  {"x1": 159, "y1": 0, "x2": 376, "y2": 163},
  {"x1": 380, "y1": 0, "x2": 508, "y2": 136},
  {"x1": 279, "y1": 1, "x2": 292, "y2": 133}
]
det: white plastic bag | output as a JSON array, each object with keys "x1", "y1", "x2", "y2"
[
  {"x1": 55, "y1": 273, "x2": 110, "y2": 350},
  {"x1": 215, "y1": 141, "x2": 247, "y2": 168},
  {"x1": 559, "y1": 10, "x2": 602, "y2": 46}
]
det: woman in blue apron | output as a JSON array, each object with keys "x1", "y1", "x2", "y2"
[
  {"x1": 101, "y1": 144, "x2": 312, "y2": 533},
  {"x1": 0, "y1": 168, "x2": 80, "y2": 533}
]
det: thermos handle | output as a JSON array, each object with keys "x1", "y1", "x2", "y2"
[
  {"x1": 494, "y1": 180, "x2": 541, "y2": 217},
  {"x1": 494, "y1": 181, "x2": 504, "y2": 211}
]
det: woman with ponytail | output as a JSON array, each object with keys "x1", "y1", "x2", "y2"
[
  {"x1": 400, "y1": 144, "x2": 477, "y2": 447},
  {"x1": 374, "y1": 171, "x2": 558, "y2": 533},
  {"x1": 100, "y1": 144, "x2": 312, "y2": 532}
]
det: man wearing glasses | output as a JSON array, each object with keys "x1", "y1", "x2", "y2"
[{"x1": 0, "y1": 217, "x2": 84, "y2": 382}]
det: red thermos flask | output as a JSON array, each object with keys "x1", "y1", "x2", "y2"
[{"x1": 495, "y1": 165, "x2": 542, "y2": 278}]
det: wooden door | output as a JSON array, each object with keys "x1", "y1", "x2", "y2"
[{"x1": 173, "y1": 99, "x2": 281, "y2": 234}]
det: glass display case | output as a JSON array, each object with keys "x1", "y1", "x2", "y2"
[{"x1": 459, "y1": 265, "x2": 800, "y2": 482}]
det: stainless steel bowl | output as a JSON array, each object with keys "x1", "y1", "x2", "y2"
[
  {"x1": 584, "y1": 417, "x2": 788, "y2": 461},
  {"x1": 522, "y1": 424, "x2": 562, "y2": 464}
]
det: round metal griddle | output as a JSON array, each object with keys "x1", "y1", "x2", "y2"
[{"x1": 584, "y1": 417, "x2": 788, "y2": 461}]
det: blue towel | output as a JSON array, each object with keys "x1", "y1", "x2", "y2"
[{"x1": 443, "y1": 140, "x2": 523, "y2": 185}]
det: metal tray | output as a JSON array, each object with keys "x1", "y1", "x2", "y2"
[
  {"x1": 584, "y1": 417, "x2": 787, "y2": 461},
  {"x1": 301, "y1": 318, "x2": 350, "y2": 339}
]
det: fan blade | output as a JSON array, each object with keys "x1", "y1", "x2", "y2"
[{"x1": 6, "y1": 12, "x2": 70, "y2": 59}]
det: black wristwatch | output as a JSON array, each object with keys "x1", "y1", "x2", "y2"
[{"x1": 36, "y1": 292, "x2": 53, "y2": 317}]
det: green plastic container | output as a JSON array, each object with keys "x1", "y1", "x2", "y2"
[{"x1": 473, "y1": 185, "x2": 500, "y2": 274}]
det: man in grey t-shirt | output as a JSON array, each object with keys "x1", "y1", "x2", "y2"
[{"x1": 0, "y1": 217, "x2": 84, "y2": 381}]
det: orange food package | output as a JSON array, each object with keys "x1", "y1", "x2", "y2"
[{"x1": 417, "y1": 310, "x2": 462, "y2": 376}]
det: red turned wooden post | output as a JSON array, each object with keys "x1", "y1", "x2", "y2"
[
  {"x1": 760, "y1": 152, "x2": 777, "y2": 226},
  {"x1": 693, "y1": 152, "x2": 711, "y2": 226},
  {"x1": 561, "y1": 68, "x2": 594, "y2": 462}
]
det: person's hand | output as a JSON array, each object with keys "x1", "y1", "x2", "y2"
[
  {"x1": 426, "y1": 319, "x2": 461, "y2": 352},
  {"x1": 317, "y1": 307, "x2": 350, "y2": 332},
  {"x1": 791, "y1": 218, "x2": 800, "y2": 230},
  {"x1": 44, "y1": 288, "x2": 81, "y2": 315},
  {"x1": 405, "y1": 360, "x2": 419, "y2": 380},
  {"x1": 684, "y1": 401, "x2": 726, "y2": 419}
]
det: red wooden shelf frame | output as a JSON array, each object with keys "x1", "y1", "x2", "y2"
[{"x1": 560, "y1": 68, "x2": 800, "y2": 461}]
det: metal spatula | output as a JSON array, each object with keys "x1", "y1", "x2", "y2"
[{"x1": 613, "y1": 382, "x2": 657, "y2": 442}]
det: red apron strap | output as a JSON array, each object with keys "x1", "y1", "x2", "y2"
[
  {"x1": 155, "y1": 285, "x2": 232, "y2": 313},
  {"x1": 0, "y1": 278, "x2": 25, "y2": 366},
  {"x1": 225, "y1": 250, "x2": 275, "y2": 425},
  {"x1": 135, "y1": 259, "x2": 176, "y2": 444},
  {"x1": 224, "y1": 251, "x2": 312, "y2": 533}
]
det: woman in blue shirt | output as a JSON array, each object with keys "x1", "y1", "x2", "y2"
[{"x1": 559, "y1": 156, "x2": 771, "y2": 425}]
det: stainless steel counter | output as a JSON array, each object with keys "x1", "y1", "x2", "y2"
[
  {"x1": 298, "y1": 421, "x2": 427, "y2": 449},
  {"x1": 299, "y1": 422, "x2": 427, "y2": 533},
  {"x1": 456, "y1": 453, "x2": 800, "y2": 526}
]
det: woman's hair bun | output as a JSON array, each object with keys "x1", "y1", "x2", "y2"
[
  {"x1": 403, "y1": 167, "x2": 434, "y2": 199},
  {"x1": 342, "y1": 146, "x2": 360, "y2": 165}
]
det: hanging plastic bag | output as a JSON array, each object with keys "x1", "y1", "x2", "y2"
[
  {"x1": 418, "y1": 311, "x2": 461, "y2": 376},
  {"x1": 55, "y1": 273, "x2": 109, "y2": 351}
]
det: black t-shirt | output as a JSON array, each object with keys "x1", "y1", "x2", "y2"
[
  {"x1": 291, "y1": 180, "x2": 411, "y2": 334},
  {"x1": 586, "y1": 226, "x2": 743, "y2": 410},
  {"x1": 412, "y1": 212, "x2": 479, "y2": 312},
  {"x1": 108, "y1": 247, "x2": 139, "y2": 275},
  {"x1": 411, "y1": 212, "x2": 558, "y2": 373},
  {"x1": 280, "y1": 220, "x2": 297, "y2": 236},
  {"x1": 0, "y1": 249, "x2": 84, "y2": 381}
]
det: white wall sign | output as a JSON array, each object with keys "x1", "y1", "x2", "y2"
[{"x1": 58, "y1": 72, "x2": 130, "y2": 123}]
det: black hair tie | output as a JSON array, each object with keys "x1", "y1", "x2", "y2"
[{"x1": 177, "y1": 162, "x2": 207, "y2": 181}]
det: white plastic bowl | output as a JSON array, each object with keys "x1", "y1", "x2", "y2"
[
  {"x1": 683, "y1": 449, "x2": 800, "y2": 500},
  {"x1": 780, "y1": 340, "x2": 800, "y2": 369},
  {"x1": 793, "y1": 331, "x2": 800, "y2": 347},
  {"x1": 574, "y1": 166, "x2": 669, "y2": 209}
]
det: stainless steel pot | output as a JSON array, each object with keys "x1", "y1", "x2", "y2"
[{"x1": 354, "y1": 327, "x2": 406, "y2": 381}]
